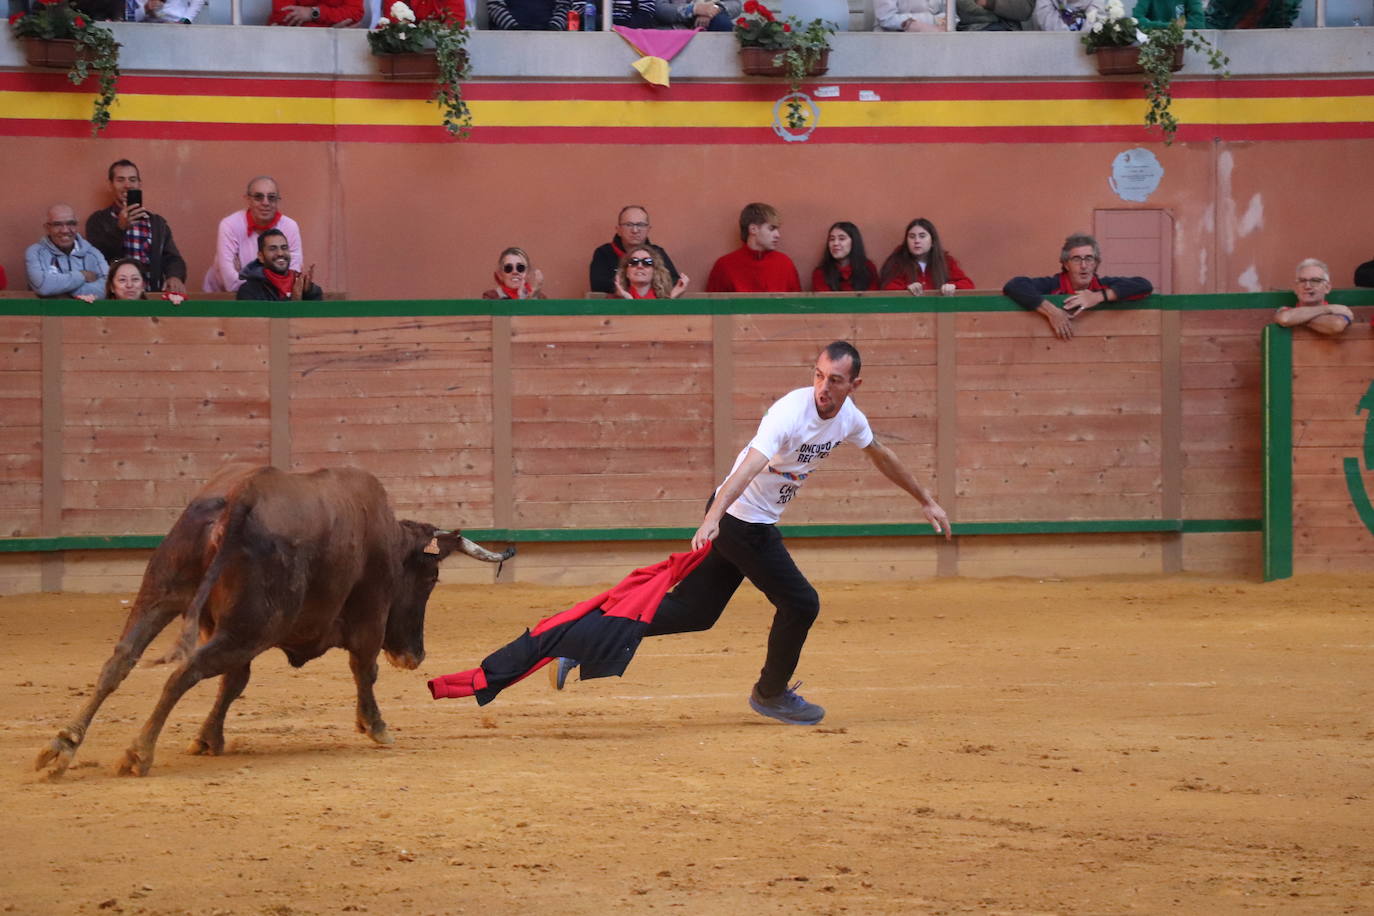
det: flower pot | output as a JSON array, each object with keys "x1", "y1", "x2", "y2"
[
  {"x1": 24, "y1": 38, "x2": 88, "y2": 70},
  {"x1": 374, "y1": 50, "x2": 441, "y2": 80},
  {"x1": 739, "y1": 46, "x2": 829, "y2": 78},
  {"x1": 1091, "y1": 44, "x2": 1184, "y2": 76}
]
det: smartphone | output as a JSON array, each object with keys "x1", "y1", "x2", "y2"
[{"x1": 125, "y1": 189, "x2": 143, "y2": 208}]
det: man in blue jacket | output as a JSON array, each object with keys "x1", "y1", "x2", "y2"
[
  {"x1": 1003, "y1": 232, "x2": 1154, "y2": 341},
  {"x1": 26, "y1": 204, "x2": 108, "y2": 300}
]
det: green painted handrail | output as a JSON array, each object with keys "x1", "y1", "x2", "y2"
[{"x1": 1261, "y1": 325, "x2": 1294, "y2": 582}]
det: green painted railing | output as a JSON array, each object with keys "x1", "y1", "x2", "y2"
[{"x1": 1261, "y1": 325, "x2": 1294, "y2": 582}]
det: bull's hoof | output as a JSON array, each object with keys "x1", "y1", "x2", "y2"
[
  {"x1": 115, "y1": 747, "x2": 153, "y2": 777},
  {"x1": 186, "y1": 735, "x2": 223, "y2": 756},
  {"x1": 34, "y1": 735, "x2": 77, "y2": 778},
  {"x1": 358, "y1": 720, "x2": 394, "y2": 746}
]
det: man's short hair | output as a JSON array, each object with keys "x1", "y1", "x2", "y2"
[
  {"x1": 1059, "y1": 233, "x2": 1100, "y2": 263},
  {"x1": 821, "y1": 341, "x2": 862, "y2": 380},
  {"x1": 258, "y1": 228, "x2": 288, "y2": 250},
  {"x1": 1295, "y1": 257, "x2": 1330, "y2": 282},
  {"x1": 107, "y1": 159, "x2": 139, "y2": 181},
  {"x1": 618, "y1": 205, "x2": 649, "y2": 223},
  {"x1": 739, "y1": 202, "x2": 779, "y2": 242},
  {"x1": 246, "y1": 175, "x2": 278, "y2": 194}
]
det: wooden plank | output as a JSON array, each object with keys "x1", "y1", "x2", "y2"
[
  {"x1": 291, "y1": 316, "x2": 492, "y2": 345},
  {"x1": 513, "y1": 446, "x2": 714, "y2": 476},
  {"x1": 1180, "y1": 442, "x2": 1260, "y2": 468},
  {"x1": 732, "y1": 315, "x2": 858, "y2": 342},
  {"x1": 1181, "y1": 531, "x2": 1261, "y2": 575},
  {"x1": 513, "y1": 499, "x2": 705, "y2": 528},
  {"x1": 733, "y1": 338, "x2": 937, "y2": 368},
  {"x1": 1291, "y1": 366, "x2": 1374, "y2": 390},
  {"x1": 1181, "y1": 490, "x2": 1261, "y2": 518},
  {"x1": 513, "y1": 473, "x2": 713, "y2": 503},
  {"x1": 958, "y1": 311, "x2": 1160, "y2": 338},
  {"x1": 0, "y1": 553, "x2": 42, "y2": 596},
  {"x1": 957, "y1": 388, "x2": 1161, "y2": 416},
  {"x1": 510, "y1": 315, "x2": 712, "y2": 343},
  {"x1": 958, "y1": 440, "x2": 1161, "y2": 468},
  {"x1": 64, "y1": 316, "x2": 270, "y2": 345},
  {"x1": 852, "y1": 314, "x2": 935, "y2": 340},
  {"x1": 291, "y1": 342, "x2": 492, "y2": 374},
  {"x1": 1182, "y1": 467, "x2": 1263, "y2": 493},
  {"x1": 956, "y1": 533, "x2": 1164, "y2": 577},
  {"x1": 1292, "y1": 447, "x2": 1362, "y2": 473},
  {"x1": 288, "y1": 368, "x2": 490, "y2": 399},
  {"x1": 60, "y1": 507, "x2": 185, "y2": 535},
  {"x1": 1292, "y1": 418, "x2": 1364, "y2": 448},
  {"x1": 0, "y1": 316, "x2": 42, "y2": 344},
  {"x1": 0, "y1": 480, "x2": 42, "y2": 509},
  {"x1": 64, "y1": 342, "x2": 269, "y2": 372},
  {"x1": 1180, "y1": 311, "x2": 1271, "y2": 336},
  {"x1": 64, "y1": 396, "x2": 270, "y2": 426},
  {"x1": 61, "y1": 370, "x2": 270, "y2": 399},
  {"x1": 0, "y1": 344, "x2": 41, "y2": 372},
  {"x1": 510, "y1": 340, "x2": 712, "y2": 369},
  {"x1": 509, "y1": 367, "x2": 701, "y2": 397},
  {"x1": 955, "y1": 494, "x2": 1162, "y2": 521},
  {"x1": 959, "y1": 414, "x2": 1161, "y2": 442},
  {"x1": 1293, "y1": 395, "x2": 1374, "y2": 421},
  {"x1": 61, "y1": 427, "x2": 271, "y2": 454},
  {"x1": 1180, "y1": 362, "x2": 1261, "y2": 389},
  {"x1": 956, "y1": 335, "x2": 1161, "y2": 365},
  {"x1": 1293, "y1": 473, "x2": 1373, "y2": 502},
  {"x1": 1180, "y1": 387, "x2": 1261, "y2": 416},
  {"x1": 0, "y1": 399, "x2": 41, "y2": 429},
  {"x1": 511, "y1": 394, "x2": 709, "y2": 422},
  {"x1": 290, "y1": 421, "x2": 491, "y2": 453},
  {"x1": 62, "y1": 449, "x2": 272, "y2": 482},
  {"x1": 62, "y1": 478, "x2": 217, "y2": 509},
  {"x1": 959, "y1": 363, "x2": 1160, "y2": 391},
  {"x1": 2, "y1": 427, "x2": 42, "y2": 454},
  {"x1": 289, "y1": 450, "x2": 493, "y2": 479},
  {"x1": 1292, "y1": 338, "x2": 1372, "y2": 368},
  {"x1": 512, "y1": 418, "x2": 710, "y2": 450},
  {"x1": 1181, "y1": 412, "x2": 1261, "y2": 443},
  {"x1": 957, "y1": 466, "x2": 1162, "y2": 494}
]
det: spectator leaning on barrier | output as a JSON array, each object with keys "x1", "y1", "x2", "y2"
[
  {"x1": 706, "y1": 202, "x2": 802, "y2": 294},
  {"x1": 1355, "y1": 256, "x2": 1374, "y2": 288},
  {"x1": 1002, "y1": 232, "x2": 1153, "y2": 341},
  {"x1": 874, "y1": 0, "x2": 950, "y2": 30},
  {"x1": 236, "y1": 229, "x2": 322, "y2": 301},
  {"x1": 656, "y1": 0, "x2": 738, "y2": 30},
  {"x1": 268, "y1": 0, "x2": 363, "y2": 26},
  {"x1": 128, "y1": 0, "x2": 208, "y2": 22},
  {"x1": 85, "y1": 159, "x2": 187, "y2": 294},
  {"x1": 487, "y1": 0, "x2": 574, "y2": 29},
  {"x1": 1129, "y1": 0, "x2": 1204, "y2": 28},
  {"x1": 204, "y1": 176, "x2": 303, "y2": 293},
  {"x1": 1273, "y1": 258, "x2": 1352, "y2": 336},
  {"x1": 589, "y1": 205, "x2": 680, "y2": 295},
  {"x1": 26, "y1": 204, "x2": 109, "y2": 300},
  {"x1": 955, "y1": 0, "x2": 1031, "y2": 30}
]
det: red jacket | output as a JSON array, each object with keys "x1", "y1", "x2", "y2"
[
  {"x1": 881, "y1": 253, "x2": 974, "y2": 291},
  {"x1": 706, "y1": 246, "x2": 801, "y2": 293},
  {"x1": 269, "y1": 0, "x2": 364, "y2": 26},
  {"x1": 812, "y1": 260, "x2": 879, "y2": 292}
]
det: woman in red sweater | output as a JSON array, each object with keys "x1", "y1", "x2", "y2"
[
  {"x1": 811, "y1": 221, "x2": 879, "y2": 292},
  {"x1": 614, "y1": 246, "x2": 689, "y2": 299},
  {"x1": 879, "y1": 217, "x2": 974, "y2": 296}
]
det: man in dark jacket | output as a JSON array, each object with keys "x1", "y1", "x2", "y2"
[
  {"x1": 236, "y1": 229, "x2": 322, "y2": 301},
  {"x1": 85, "y1": 159, "x2": 188, "y2": 294},
  {"x1": 1355, "y1": 258, "x2": 1374, "y2": 288},
  {"x1": 587, "y1": 204, "x2": 680, "y2": 295},
  {"x1": 1002, "y1": 232, "x2": 1153, "y2": 341}
]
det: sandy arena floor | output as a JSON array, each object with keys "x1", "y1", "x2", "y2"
[{"x1": 2, "y1": 574, "x2": 1372, "y2": 915}]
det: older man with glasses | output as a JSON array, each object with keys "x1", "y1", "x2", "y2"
[
  {"x1": 26, "y1": 204, "x2": 109, "y2": 300},
  {"x1": 203, "y1": 176, "x2": 304, "y2": 293},
  {"x1": 1273, "y1": 258, "x2": 1353, "y2": 336},
  {"x1": 587, "y1": 204, "x2": 680, "y2": 295},
  {"x1": 1002, "y1": 232, "x2": 1153, "y2": 341}
]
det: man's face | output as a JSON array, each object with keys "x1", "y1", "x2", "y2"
[
  {"x1": 618, "y1": 208, "x2": 650, "y2": 247},
  {"x1": 1062, "y1": 245, "x2": 1098, "y2": 290},
  {"x1": 45, "y1": 205, "x2": 79, "y2": 251},
  {"x1": 260, "y1": 236, "x2": 292, "y2": 274},
  {"x1": 245, "y1": 179, "x2": 280, "y2": 224},
  {"x1": 750, "y1": 222, "x2": 781, "y2": 252},
  {"x1": 812, "y1": 352, "x2": 860, "y2": 420},
  {"x1": 110, "y1": 165, "x2": 141, "y2": 207},
  {"x1": 1294, "y1": 267, "x2": 1330, "y2": 306}
]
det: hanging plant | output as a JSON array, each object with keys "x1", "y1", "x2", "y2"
[
  {"x1": 10, "y1": 0, "x2": 122, "y2": 135},
  {"x1": 368, "y1": 1, "x2": 472, "y2": 138},
  {"x1": 734, "y1": 1, "x2": 834, "y2": 131}
]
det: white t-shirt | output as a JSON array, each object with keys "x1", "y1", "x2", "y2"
[{"x1": 722, "y1": 386, "x2": 874, "y2": 525}]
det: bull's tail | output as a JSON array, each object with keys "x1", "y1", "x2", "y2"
[{"x1": 176, "y1": 495, "x2": 255, "y2": 652}]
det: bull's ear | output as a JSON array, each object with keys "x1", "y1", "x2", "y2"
[{"x1": 428, "y1": 529, "x2": 464, "y2": 558}]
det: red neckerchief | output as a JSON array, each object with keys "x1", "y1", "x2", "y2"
[
  {"x1": 611, "y1": 236, "x2": 627, "y2": 258},
  {"x1": 264, "y1": 266, "x2": 296, "y2": 299},
  {"x1": 836, "y1": 263, "x2": 853, "y2": 287},
  {"x1": 247, "y1": 209, "x2": 282, "y2": 235},
  {"x1": 1055, "y1": 271, "x2": 1106, "y2": 294},
  {"x1": 627, "y1": 284, "x2": 657, "y2": 299},
  {"x1": 496, "y1": 284, "x2": 532, "y2": 299}
]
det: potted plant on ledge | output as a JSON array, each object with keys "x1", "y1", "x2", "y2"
[
  {"x1": 734, "y1": 1, "x2": 834, "y2": 130},
  {"x1": 10, "y1": 0, "x2": 121, "y2": 135},
  {"x1": 1081, "y1": 0, "x2": 1229, "y2": 144},
  {"x1": 368, "y1": 0, "x2": 472, "y2": 138}
]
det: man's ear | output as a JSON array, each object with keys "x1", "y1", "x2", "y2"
[{"x1": 850, "y1": 375, "x2": 863, "y2": 392}]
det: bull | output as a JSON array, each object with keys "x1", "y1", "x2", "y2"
[{"x1": 34, "y1": 463, "x2": 514, "y2": 778}]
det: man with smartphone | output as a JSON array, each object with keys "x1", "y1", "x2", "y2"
[{"x1": 85, "y1": 159, "x2": 188, "y2": 295}]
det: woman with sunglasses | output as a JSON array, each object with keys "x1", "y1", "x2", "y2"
[
  {"x1": 879, "y1": 217, "x2": 974, "y2": 296},
  {"x1": 482, "y1": 247, "x2": 546, "y2": 300},
  {"x1": 613, "y1": 246, "x2": 689, "y2": 299},
  {"x1": 811, "y1": 222, "x2": 878, "y2": 292}
]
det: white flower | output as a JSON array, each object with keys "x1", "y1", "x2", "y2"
[
  {"x1": 1135, "y1": 28, "x2": 1148, "y2": 42},
  {"x1": 397, "y1": 30, "x2": 407, "y2": 38},
  {"x1": 389, "y1": 1, "x2": 416, "y2": 22},
  {"x1": 1085, "y1": 7, "x2": 1099, "y2": 21},
  {"x1": 1092, "y1": 20, "x2": 1104, "y2": 31},
  {"x1": 376, "y1": 15, "x2": 390, "y2": 24},
  {"x1": 1105, "y1": 0, "x2": 1125, "y2": 16}
]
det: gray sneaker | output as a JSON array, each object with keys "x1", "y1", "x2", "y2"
[
  {"x1": 749, "y1": 681, "x2": 824, "y2": 725},
  {"x1": 549, "y1": 657, "x2": 578, "y2": 691}
]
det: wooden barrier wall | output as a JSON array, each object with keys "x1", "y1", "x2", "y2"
[{"x1": 3, "y1": 294, "x2": 1371, "y2": 594}]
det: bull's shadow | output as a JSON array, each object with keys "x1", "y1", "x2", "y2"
[{"x1": 34, "y1": 464, "x2": 513, "y2": 779}]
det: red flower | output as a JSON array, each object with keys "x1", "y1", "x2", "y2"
[
  {"x1": 758, "y1": 4, "x2": 775, "y2": 20},
  {"x1": 73, "y1": 15, "x2": 86, "y2": 26},
  {"x1": 38, "y1": 0, "x2": 61, "y2": 6},
  {"x1": 735, "y1": 15, "x2": 746, "y2": 25},
  {"x1": 742, "y1": 0, "x2": 758, "y2": 11},
  {"x1": 8, "y1": 11, "x2": 24, "y2": 22},
  {"x1": 781, "y1": 21, "x2": 790, "y2": 29}
]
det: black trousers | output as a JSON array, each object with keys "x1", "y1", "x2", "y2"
[{"x1": 646, "y1": 512, "x2": 819, "y2": 697}]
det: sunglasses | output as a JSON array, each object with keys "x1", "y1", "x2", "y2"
[
  {"x1": 47, "y1": 220, "x2": 79, "y2": 228},
  {"x1": 502, "y1": 262, "x2": 528, "y2": 274},
  {"x1": 248, "y1": 193, "x2": 281, "y2": 203},
  {"x1": 627, "y1": 257, "x2": 655, "y2": 267}
]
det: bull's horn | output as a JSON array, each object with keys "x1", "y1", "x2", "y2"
[{"x1": 459, "y1": 536, "x2": 516, "y2": 564}]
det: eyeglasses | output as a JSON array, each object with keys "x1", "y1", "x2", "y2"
[
  {"x1": 620, "y1": 222, "x2": 650, "y2": 231},
  {"x1": 248, "y1": 193, "x2": 281, "y2": 203},
  {"x1": 1296, "y1": 277, "x2": 1328, "y2": 286},
  {"x1": 501, "y1": 262, "x2": 528, "y2": 274},
  {"x1": 1065, "y1": 255, "x2": 1099, "y2": 265},
  {"x1": 47, "y1": 220, "x2": 79, "y2": 228},
  {"x1": 627, "y1": 257, "x2": 654, "y2": 268}
]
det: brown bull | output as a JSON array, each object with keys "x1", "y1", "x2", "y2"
[{"x1": 35, "y1": 464, "x2": 514, "y2": 778}]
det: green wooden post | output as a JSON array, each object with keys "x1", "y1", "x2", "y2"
[{"x1": 1262, "y1": 325, "x2": 1293, "y2": 581}]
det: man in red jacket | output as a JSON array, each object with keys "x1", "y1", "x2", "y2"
[
  {"x1": 706, "y1": 202, "x2": 802, "y2": 293},
  {"x1": 269, "y1": 0, "x2": 363, "y2": 26}
]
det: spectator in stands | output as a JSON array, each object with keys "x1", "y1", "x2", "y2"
[
  {"x1": 609, "y1": 0, "x2": 657, "y2": 26},
  {"x1": 706, "y1": 202, "x2": 801, "y2": 293},
  {"x1": 203, "y1": 176, "x2": 303, "y2": 293},
  {"x1": 129, "y1": 0, "x2": 208, "y2": 22},
  {"x1": 812, "y1": 222, "x2": 878, "y2": 292},
  {"x1": 1131, "y1": 0, "x2": 1203, "y2": 28},
  {"x1": 874, "y1": 0, "x2": 949, "y2": 30},
  {"x1": 614, "y1": 246, "x2": 689, "y2": 299},
  {"x1": 269, "y1": 0, "x2": 362, "y2": 26},
  {"x1": 1273, "y1": 258, "x2": 1352, "y2": 336},
  {"x1": 1355, "y1": 256, "x2": 1374, "y2": 288},
  {"x1": 85, "y1": 159, "x2": 187, "y2": 294},
  {"x1": 105, "y1": 257, "x2": 188, "y2": 303},
  {"x1": 26, "y1": 203, "x2": 108, "y2": 300},
  {"x1": 656, "y1": 0, "x2": 738, "y2": 30},
  {"x1": 376, "y1": 0, "x2": 466, "y2": 24},
  {"x1": 1032, "y1": 0, "x2": 1103, "y2": 30},
  {"x1": 879, "y1": 217, "x2": 973, "y2": 295},
  {"x1": 487, "y1": 0, "x2": 573, "y2": 29},
  {"x1": 72, "y1": 0, "x2": 123, "y2": 20},
  {"x1": 236, "y1": 229, "x2": 322, "y2": 301},
  {"x1": 956, "y1": 0, "x2": 1031, "y2": 30},
  {"x1": 1002, "y1": 232, "x2": 1153, "y2": 341},
  {"x1": 483, "y1": 247, "x2": 547, "y2": 300},
  {"x1": 589, "y1": 205, "x2": 680, "y2": 295}
]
